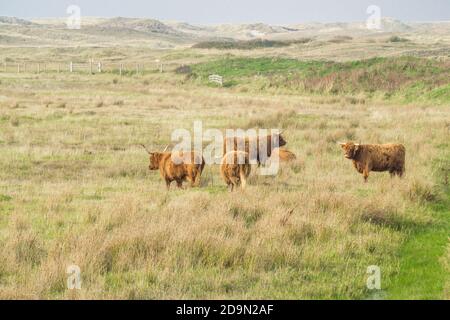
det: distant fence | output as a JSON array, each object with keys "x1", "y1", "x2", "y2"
[
  {"x1": 0, "y1": 60, "x2": 168, "y2": 75},
  {"x1": 208, "y1": 74, "x2": 223, "y2": 86}
]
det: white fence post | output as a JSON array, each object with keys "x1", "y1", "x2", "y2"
[
  {"x1": 119, "y1": 63, "x2": 123, "y2": 76},
  {"x1": 70, "y1": 61, "x2": 73, "y2": 72},
  {"x1": 97, "y1": 62, "x2": 102, "y2": 73},
  {"x1": 17, "y1": 63, "x2": 20, "y2": 73}
]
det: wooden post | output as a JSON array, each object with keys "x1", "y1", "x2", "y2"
[
  {"x1": 119, "y1": 63, "x2": 123, "y2": 76},
  {"x1": 37, "y1": 63, "x2": 40, "y2": 73},
  {"x1": 97, "y1": 62, "x2": 102, "y2": 73},
  {"x1": 160, "y1": 63, "x2": 163, "y2": 73},
  {"x1": 89, "y1": 59, "x2": 93, "y2": 74},
  {"x1": 136, "y1": 63, "x2": 139, "y2": 75},
  {"x1": 17, "y1": 63, "x2": 20, "y2": 73},
  {"x1": 70, "y1": 61, "x2": 73, "y2": 72},
  {"x1": 58, "y1": 64, "x2": 60, "y2": 73}
]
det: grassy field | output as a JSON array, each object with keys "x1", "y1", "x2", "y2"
[
  {"x1": 0, "y1": 47, "x2": 449, "y2": 299},
  {"x1": 189, "y1": 56, "x2": 450, "y2": 103}
]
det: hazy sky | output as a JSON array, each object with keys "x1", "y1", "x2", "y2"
[{"x1": 1, "y1": 0, "x2": 449, "y2": 24}]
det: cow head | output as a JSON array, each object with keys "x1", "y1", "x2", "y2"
[
  {"x1": 274, "y1": 132, "x2": 287, "y2": 148},
  {"x1": 141, "y1": 144, "x2": 169, "y2": 170},
  {"x1": 148, "y1": 153, "x2": 162, "y2": 170},
  {"x1": 339, "y1": 142, "x2": 360, "y2": 159}
]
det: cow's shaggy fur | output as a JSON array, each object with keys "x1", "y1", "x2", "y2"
[
  {"x1": 223, "y1": 133, "x2": 287, "y2": 165},
  {"x1": 270, "y1": 148, "x2": 297, "y2": 162},
  {"x1": 147, "y1": 151, "x2": 205, "y2": 189},
  {"x1": 220, "y1": 151, "x2": 251, "y2": 191},
  {"x1": 340, "y1": 142, "x2": 405, "y2": 182}
]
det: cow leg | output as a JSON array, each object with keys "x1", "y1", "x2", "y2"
[
  {"x1": 229, "y1": 177, "x2": 239, "y2": 192},
  {"x1": 165, "y1": 179, "x2": 171, "y2": 190},
  {"x1": 187, "y1": 174, "x2": 195, "y2": 188},
  {"x1": 363, "y1": 169, "x2": 369, "y2": 182},
  {"x1": 176, "y1": 180, "x2": 183, "y2": 189},
  {"x1": 240, "y1": 169, "x2": 247, "y2": 190},
  {"x1": 193, "y1": 172, "x2": 200, "y2": 187},
  {"x1": 240, "y1": 178, "x2": 246, "y2": 190},
  {"x1": 362, "y1": 163, "x2": 371, "y2": 182},
  {"x1": 189, "y1": 173, "x2": 197, "y2": 188}
]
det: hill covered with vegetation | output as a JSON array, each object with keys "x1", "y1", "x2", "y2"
[{"x1": 188, "y1": 56, "x2": 450, "y2": 103}]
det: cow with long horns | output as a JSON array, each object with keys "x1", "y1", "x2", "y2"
[{"x1": 141, "y1": 144, "x2": 205, "y2": 189}]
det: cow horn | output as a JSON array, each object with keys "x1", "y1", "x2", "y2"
[
  {"x1": 338, "y1": 142, "x2": 346, "y2": 146},
  {"x1": 163, "y1": 145, "x2": 170, "y2": 152},
  {"x1": 140, "y1": 144, "x2": 151, "y2": 154}
]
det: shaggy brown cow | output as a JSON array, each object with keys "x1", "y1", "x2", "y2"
[
  {"x1": 220, "y1": 151, "x2": 251, "y2": 191},
  {"x1": 339, "y1": 142, "x2": 405, "y2": 182},
  {"x1": 223, "y1": 132, "x2": 286, "y2": 165},
  {"x1": 142, "y1": 145, "x2": 205, "y2": 189}
]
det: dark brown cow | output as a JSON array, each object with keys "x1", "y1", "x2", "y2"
[
  {"x1": 223, "y1": 133, "x2": 286, "y2": 165},
  {"x1": 220, "y1": 151, "x2": 251, "y2": 191},
  {"x1": 339, "y1": 142, "x2": 405, "y2": 182},
  {"x1": 142, "y1": 145, "x2": 205, "y2": 189}
]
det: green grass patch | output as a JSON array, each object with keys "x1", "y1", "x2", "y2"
[
  {"x1": 189, "y1": 56, "x2": 450, "y2": 103},
  {"x1": 386, "y1": 189, "x2": 449, "y2": 299},
  {"x1": 385, "y1": 149, "x2": 450, "y2": 299},
  {"x1": 0, "y1": 194, "x2": 12, "y2": 202}
]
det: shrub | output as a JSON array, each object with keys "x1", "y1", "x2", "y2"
[
  {"x1": 388, "y1": 36, "x2": 410, "y2": 43},
  {"x1": 407, "y1": 179, "x2": 439, "y2": 203},
  {"x1": 328, "y1": 36, "x2": 353, "y2": 43},
  {"x1": 10, "y1": 117, "x2": 19, "y2": 127},
  {"x1": 192, "y1": 38, "x2": 311, "y2": 50},
  {"x1": 229, "y1": 204, "x2": 264, "y2": 228},
  {"x1": 9, "y1": 231, "x2": 46, "y2": 266},
  {"x1": 174, "y1": 65, "x2": 192, "y2": 74}
]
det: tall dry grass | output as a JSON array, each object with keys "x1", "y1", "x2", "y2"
[{"x1": 0, "y1": 66, "x2": 448, "y2": 299}]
